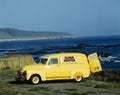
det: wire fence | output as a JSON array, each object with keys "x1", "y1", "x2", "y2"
[{"x1": 0, "y1": 54, "x2": 35, "y2": 69}]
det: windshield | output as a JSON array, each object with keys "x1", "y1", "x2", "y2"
[{"x1": 40, "y1": 58, "x2": 48, "y2": 64}]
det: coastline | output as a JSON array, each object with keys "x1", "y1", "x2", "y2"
[
  {"x1": 0, "y1": 36, "x2": 78, "y2": 42},
  {"x1": 0, "y1": 35, "x2": 120, "y2": 69}
]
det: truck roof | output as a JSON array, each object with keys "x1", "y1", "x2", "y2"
[{"x1": 41, "y1": 52, "x2": 86, "y2": 58}]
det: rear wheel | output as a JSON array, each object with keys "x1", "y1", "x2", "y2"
[
  {"x1": 30, "y1": 75, "x2": 41, "y2": 85},
  {"x1": 75, "y1": 76, "x2": 83, "y2": 82}
]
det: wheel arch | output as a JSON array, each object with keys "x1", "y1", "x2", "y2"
[
  {"x1": 71, "y1": 69, "x2": 89, "y2": 79},
  {"x1": 30, "y1": 74, "x2": 41, "y2": 80},
  {"x1": 26, "y1": 70, "x2": 46, "y2": 81}
]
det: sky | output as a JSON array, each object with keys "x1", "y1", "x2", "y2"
[{"x1": 0, "y1": 0, "x2": 120, "y2": 37}]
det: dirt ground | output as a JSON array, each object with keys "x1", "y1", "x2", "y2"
[{"x1": 0, "y1": 69, "x2": 120, "y2": 95}]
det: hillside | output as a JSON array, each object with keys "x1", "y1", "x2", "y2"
[{"x1": 0, "y1": 28, "x2": 72, "y2": 40}]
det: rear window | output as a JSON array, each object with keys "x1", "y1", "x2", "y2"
[{"x1": 89, "y1": 53, "x2": 98, "y2": 60}]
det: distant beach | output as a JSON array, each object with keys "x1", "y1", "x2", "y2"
[{"x1": 0, "y1": 36, "x2": 75, "y2": 42}]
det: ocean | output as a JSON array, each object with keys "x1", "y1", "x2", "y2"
[{"x1": 0, "y1": 35, "x2": 120, "y2": 69}]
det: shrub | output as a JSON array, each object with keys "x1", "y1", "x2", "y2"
[
  {"x1": 90, "y1": 69, "x2": 120, "y2": 82},
  {"x1": 94, "y1": 83, "x2": 109, "y2": 89}
]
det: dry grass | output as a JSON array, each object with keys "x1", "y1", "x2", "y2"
[{"x1": 0, "y1": 54, "x2": 35, "y2": 69}]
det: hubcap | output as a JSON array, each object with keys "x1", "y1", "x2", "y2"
[
  {"x1": 32, "y1": 76, "x2": 39, "y2": 84},
  {"x1": 76, "y1": 76, "x2": 82, "y2": 82}
]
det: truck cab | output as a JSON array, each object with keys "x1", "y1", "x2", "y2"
[{"x1": 15, "y1": 52, "x2": 102, "y2": 84}]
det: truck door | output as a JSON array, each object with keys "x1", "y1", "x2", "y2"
[
  {"x1": 88, "y1": 53, "x2": 102, "y2": 73},
  {"x1": 45, "y1": 58, "x2": 63, "y2": 79}
]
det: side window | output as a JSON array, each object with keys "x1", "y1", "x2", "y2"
[
  {"x1": 60, "y1": 56, "x2": 78, "y2": 64},
  {"x1": 49, "y1": 58, "x2": 58, "y2": 64}
]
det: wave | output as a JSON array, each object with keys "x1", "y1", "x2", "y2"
[{"x1": 99, "y1": 56, "x2": 120, "y2": 63}]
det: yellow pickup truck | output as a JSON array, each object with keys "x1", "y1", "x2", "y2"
[{"x1": 15, "y1": 52, "x2": 102, "y2": 84}]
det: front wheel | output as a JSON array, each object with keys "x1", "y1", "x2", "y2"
[
  {"x1": 30, "y1": 75, "x2": 41, "y2": 85},
  {"x1": 75, "y1": 76, "x2": 83, "y2": 82}
]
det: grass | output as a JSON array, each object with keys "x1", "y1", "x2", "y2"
[
  {"x1": 41, "y1": 93, "x2": 51, "y2": 95},
  {"x1": 0, "y1": 91, "x2": 18, "y2": 95},
  {"x1": 29, "y1": 87, "x2": 40, "y2": 92},
  {"x1": 0, "y1": 69, "x2": 16, "y2": 77},
  {"x1": 65, "y1": 88, "x2": 77, "y2": 91},
  {"x1": 77, "y1": 80, "x2": 94, "y2": 87},
  {"x1": 94, "y1": 83, "x2": 110, "y2": 89},
  {"x1": 94, "y1": 82, "x2": 120, "y2": 89},
  {"x1": 86, "y1": 91, "x2": 96, "y2": 93},
  {"x1": 29, "y1": 86, "x2": 50, "y2": 92},
  {"x1": 70, "y1": 92, "x2": 88, "y2": 95},
  {"x1": 0, "y1": 69, "x2": 120, "y2": 95},
  {"x1": 99, "y1": 91, "x2": 111, "y2": 93}
]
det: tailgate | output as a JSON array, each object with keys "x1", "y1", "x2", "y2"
[{"x1": 88, "y1": 53, "x2": 102, "y2": 73}]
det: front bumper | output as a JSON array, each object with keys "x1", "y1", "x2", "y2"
[{"x1": 15, "y1": 72, "x2": 26, "y2": 81}]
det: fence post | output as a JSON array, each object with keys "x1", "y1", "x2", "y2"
[{"x1": 19, "y1": 56, "x2": 22, "y2": 68}]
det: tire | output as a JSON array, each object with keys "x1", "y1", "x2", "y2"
[
  {"x1": 30, "y1": 75, "x2": 41, "y2": 85},
  {"x1": 75, "y1": 76, "x2": 83, "y2": 82}
]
